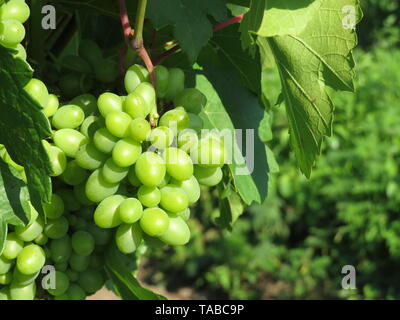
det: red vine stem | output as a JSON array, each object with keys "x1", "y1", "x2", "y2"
[
  {"x1": 119, "y1": 0, "x2": 133, "y2": 41},
  {"x1": 154, "y1": 14, "x2": 245, "y2": 65}
]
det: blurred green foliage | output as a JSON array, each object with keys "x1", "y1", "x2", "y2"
[{"x1": 144, "y1": 47, "x2": 400, "y2": 300}]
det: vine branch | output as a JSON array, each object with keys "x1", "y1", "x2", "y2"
[{"x1": 154, "y1": 14, "x2": 245, "y2": 65}]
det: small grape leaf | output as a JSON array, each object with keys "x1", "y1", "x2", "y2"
[
  {"x1": 0, "y1": 45, "x2": 52, "y2": 214},
  {"x1": 104, "y1": 243, "x2": 166, "y2": 300},
  {"x1": 147, "y1": 0, "x2": 227, "y2": 62},
  {"x1": 194, "y1": 64, "x2": 269, "y2": 205},
  {"x1": 255, "y1": 0, "x2": 362, "y2": 177},
  {"x1": 215, "y1": 182, "x2": 244, "y2": 229}
]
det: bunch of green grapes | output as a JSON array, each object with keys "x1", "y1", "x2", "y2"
[
  {"x1": 57, "y1": 40, "x2": 118, "y2": 99},
  {"x1": 0, "y1": 0, "x2": 30, "y2": 60}
]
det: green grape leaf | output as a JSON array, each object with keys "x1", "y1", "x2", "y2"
[
  {"x1": 195, "y1": 64, "x2": 269, "y2": 205},
  {"x1": 215, "y1": 183, "x2": 244, "y2": 229},
  {"x1": 104, "y1": 243, "x2": 166, "y2": 300},
  {"x1": 210, "y1": 24, "x2": 261, "y2": 95},
  {"x1": 0, "y1": 159, "x2": 31, "y2": 227},
  {"x1": 147, "y1": 0, "x2": 227, "y2": 62},
  {"x1": 255, "y1": 0, "x2": 362, "y2": 177},
  {"x1": 0, "y1": 45, "x2": 52, "y2": 214}
]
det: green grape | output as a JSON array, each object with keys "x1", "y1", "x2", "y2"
[
  {"x1": 154, "y1": 65, "x2": 169, "y2": 98},
  {"x1": 85, "y1": 169, "x2": 120, "y2": 203},
  {"x1": 9, "y1": 281, "x2": 36, "y2": 300},
  {"x1": 73, "y1": 217, "x2": 87, "y2": 231},
  {"x1": 47, "y1": 271, "x2": 70, "y2": 296},
  {"x1": 13, "y1": 43, "x2": 26, "y2": 60},
  {"x1": 115, "y1": 223, "x2": 143, "y2": 254},
  {"x1": 123, "y1": 91, "x2": 149, "y2": 119},
  {"x1": 59, "y1": 73, "x2": 93, "y2": 99},
  {"x1": 61, "y1": 55, "x2": 92, "y2": 75},
  {"x1": 55, "y1": 262, "x2": 68, "y2": 272},
  {"x1": 23, "y1": 78, "x2": 48, "y2": 108},
  {"x1": 76, "y1": 143, "x2": 108, "y2": 171},
  {"x1": 16, "y1": 244, "x2": 45, "y2": 275},
  {"x1": 2, "y1": 232, "x2": 24, "y2": 260},
  {"x1": 80, "y1": 115, "x2": 101, "y2": 139},
  {"x1": 97, "y1": 92, "x2": 123, "y2": 117},
  {"x1": 79, "y1": 39, "x2": 103, "y2": 68},
  {"x1": 93, "y1": 127, "x2": 119, "y2": 154},
  {"x1": 137, "y1": 185, "x2": 161, "y2": 208},
  {"x1": 0, "y1": 255, "x2": 13, "y2": 274},
  {"x1": 13, "y1": 267, "x2": 39, "y2": 285},
  {"x1": 66, "y1": 283, "x2": 86, "y2": 300},
  {"x1": 0, "y1": 272, "x2": 12, "y2": 285},
  {"x1": 105, "y1": 111, "x2": 132, "y2": 138},
  {"x1": 177, "y1": 129, "x2": 198, "y2": 153},
  {"x1": 171, "y1": 175, "x2": 200, "y2": 204},
  {"x1": 43, "y1": 94, "x2": 59, "y2": 118},
  {"x1": 163, "y1": 147, "x2": 194, "y2": 181},
  {"x1": 101, "y1": 158, "x2": 129, "y2": 184},
  {"x1": 66, "y1": 269, "x2": 79, "y2": 282},
  {"x1": 135, "y1": 82, "x2": 156, "y2": 115},
  {"x1": 193, "y1": 165, "x2": 222, "y2": 186},
  {"x1": 129, "y1": 117, "x2": 151, "y2": 142},
  {"x1": 34, "y1": 233, "x2": 48, "y2": 246},
  {"x1": 66, "y1": 214, "x2": 77, "y2": 226},
  {"x1": 47, "y1": 145, "x2": 67, "y2": 176},
  {"x1": 158, "y1": 216, "x2": 190, "y2": 246},
  {"x1": 73, "y1": 182, "x2": 93, "y2": 206},
  {"x1": 140, "y1": 207, "x2": 169, "y2": 237},
  {"x1": 149, "y1": 126, "x2": 174, "y2": 149},
  {"x1": 15, "y1": 217, "x2": 44, "y2": 242},
  {"x1": 0, "y1": 19, "x2": 25, "y2": 47},
  {"x1": 86, "y1": 223, "x2": 112, "y2": 246},
  {"x1": 61, "y1": 160, "x2": 88, "y2": 186},
  {"x1": 112, "y1": 138, "x2": 142, "y2": 167},
  {"x1": 26, "y1": 202, "x2": 38, "y2": 225},
  {"x1": 174, "y1": 88, "x2": 206, "y2": 114},
  {"x1": 159, "y1": 109, "x2": 190, "y2": 134},
  {"x1": 117, "y1": 198, "x2": 143, "y2": 224},
  {"x1": 57, "y1": 188, "x2": 81, "y2": 212},
  {"x1": 124, "y1": 64, "x2": 149, "y2": 93},
  {"x1": 44, "y1": 216, "x2": 69, "y2": 239},
  {"x1": 0, "y1": 0, "x2": 30, "y2": 23},
  {"x1": 135, "y1": 152, "x2": 166, "y2": 187},
  {"x1": 177, "y1": 208, "x2": 190, "y2": 221},
  {"x1": 127, "y1": 165, "x2": 141, "y2": 187},
  {"x1": 0, "y1": 287, "x2": 10, "y2": 300},
  {"x1": 70, "y1": 93, "x2": 97, "y2": 117},
  {"x1": 89, "y1": 254, "x2": 103, "y2": 270},
  {"x1": 53, "y1": 128, "x2": 88, "y2": 158},
  {"x1": 52, "y1": 105, "x2": 85, "y2": 129},
  {"x1": 164, "y1": 68, "x2": 185, "y2": 101},
  {"x1": 69, "y1": 253, "x2": 90, "y2": 272},
  {"x1": 50, "y1": 235, "x2": 72, "y2": 264},
  {"x1": 191, "y1": 136, "x2": 226, "y2": 168},
  {"x1": 78, "y1": 268, "x2": 104, "y2": 294},
  {"x1": 159, "y1": 185, "x2": 189, "y2": 213},
  {"x1": 95, "y1": 58, "x2": 118, "y2": 83},
  {"x1": 71, "y1": 231, "x2": 95, "y2": 256},
  {"x1": 93, "y1": 194, "x2": 125, "y2": 228},
  {"x1": 188, "y1": 113, "x2": 203, "y2": 133}
]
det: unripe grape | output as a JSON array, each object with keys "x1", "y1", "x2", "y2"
[
  {"x1": 44, "y1": 216, "x2": 69, "y2": 239},
  {"x1": 47, "y1": 271, "x2": 70, "y2": 296},
  {"x1": 154, "y1": 65, "x2": 169, "y2": 98},
  {"x1": 0, "y1": 255, "x2": 13, "y2": 274},
  {"x1": 97, "y1": 92, "x2": 123, "y2": 117},
  {"x1": 164, "y1": 68, "x2": 185, "y2": 101},
  {"x1": 73, "y1": 182, "x2": 93, "y2": 206},
  {"x1": 71, "y1": 231, "x2": 95, "y2": 256},
  {"x1": 135, "y1": 152, "x2": 166, "y2": 187},
  {"x1": 50, "y1": 235, "x2": 72, "y2": 264},
  {"x1": 0, "y1": 0, "x2": 30, "y2": 23},
  {"x1": 75, "y1": 143, "x2": 108, "y2": 171},
  {"x1": 23, "y1": 78, "x2": 49, "y2": 108},
  {"x1": 93, "y1": 127, "x2": 119, "y2": 154},
  {"x1": 163, "y1": 147, "x2": 193, "y2": 181},
  {"x1": 0, "y1": 272, "x2": 12, "y2": 285},
  {"x1": 95, "y1": 58, "x2": 118, "y2": 83},
  {"x1": 135, "y1": 82, "x2": 156, "y2": 115},
  {"x1": 115, "y1": 223, "x2": 143, "y2": 254},
  {"x1": 177, "y1": 129, "x2": 199, "y2": 153},
  {"x1": 118, "y1": 198, "x2": 143, "y2": 224},
  {"x1": 16, "y1": 244, "x2": 46, "y2": 275},
  {"x1": 86, "y1": 223, "x2": 112, "y2": 246},
  {"x1": 191, "y1": 136, "x2": 226, "y2": 168},
  {"x1": 80, "y1": 115, "x2": 101, "y2": 139},
  {"x1": 34, "y1": 233, "x2": 48, "y2": 246},
  {"x1": 79, "y1": 39, "x2": 103, "y2": 68},
  {"x1": 15, "y1": 216, "x2": 44, "y2": 242},
  {"x1": 129, "y1": 117, "x2": 151, "y2": 142},
  {"x1": 193, "y1": 165, "x2": 223, "y2": 186},
  {"x1": 112, "y1": 138, "x2": 142, "y2": 167},
  {"x1": 149, "y1": 126, "x2": 174, "y2": 149},
  {"x1": 2, "y1": 232, "x2": 24, "y2": 260},
  {"x1": 61, "y1": 160, "x2": 88, "y2": 186},
  {"x1": 59, "y1": 73, "x2": 92, "y2": 99},
  {"x1": 85, "y1": 169, "x2": 120, "y2": 203},
  {"x1": 66, "y1": 284, "x2": 86, "y2": 300},
  {"x1": 140, "y1": 207, "x2": 169, "y2": 237},
  {"x1": 124, "y1": 64, "x2": 149, "y2": 93},
  {"x1": 137, "y1": 185, "x2": 161, "y2": 208},
  {"x1": 53, "y1": 128, "x2": 88, "y2": 158},
  {"x1": 174, "y1": 88, "x2": 207, "y2": 114},
  {"x1": 159, "y1": 185, "x2": 189, "y2": 213},
  {"x1": 171, "y1": 175, "x2": 200, "y2": 204},
  {"x1": 0, "y1": 19, "x2": 25, "y2": 47},
  {"x1": 159, "y1": 109, "x2": 190, "y2": 134},
  {"x1": 105, "y1": 111, "x2": 131, "y2": 138},
  {"x1": 43, "y1": 94, "x2": 59, "y2": 118},
  {"x1": 93, "y1": 194, "x2": 125, "y2": 228},
  {"x1": 158, "y1": 216, "x2": 190, "y2": 246},
  {"x1": 78, "y1": 268, "x2": 104, "y2": 294},
  {"x1": 43, "y1": 193, "x2": 64, "y2": 219},
  {"x1": 56, "y1": 188, "x2": 81, "y2": 212},
  {"x1": 69, "y1": 253, "x2": 90, "y2": 272},
  {"x1": 52, "y1": 105, "x2": 85, "y2": 129},
  {"x1": 70, "y1": 93, "x2": 97, "y2": 117},
  {"x1": 123, "y1": 91, "x2": 149, "y2": 119},
  {"x1": 9, "y1": 281, "x2": 36, "y2": 300},
  {"x1": 101, "y1": 158, "x2": 129, "y2": 184}
]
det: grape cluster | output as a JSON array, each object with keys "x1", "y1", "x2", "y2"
[
  {"x1": 0, "y1": 59, "x2": 226, "y2": 300},
  {"x1": 0, "y1": 0, "x2": 30, "y2": 60}
]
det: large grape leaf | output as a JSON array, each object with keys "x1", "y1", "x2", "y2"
[
  {"x1": 243, "y1": 0, "x2": 362, "y2": 177},
  {"x1": 147, "y1": 0, "x2": 227, "y2": 62},
  {"x1": 194, "y1": 64, "x2": 269, "y2": 205},
  {"x1": 104, "y1": 243, "x2": 166, "y2": 300},
  {"x1": 0, "y1": 46, "x2": 52, "y2": 214}
]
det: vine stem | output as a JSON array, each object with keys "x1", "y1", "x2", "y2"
[{"x1": 154, "y1": 14, "x2": 245, "y2": 65}]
